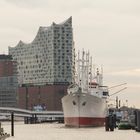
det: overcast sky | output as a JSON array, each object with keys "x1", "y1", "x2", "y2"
[{"x1": 0, "y1": 0, "x2": 140, "y2": 108}]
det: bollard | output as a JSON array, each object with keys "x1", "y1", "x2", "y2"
[
  {"x1": 34, "y1": 114, "x2": 37, "y2": 124},
  {"x1": 30, "y1": 115, "x2": 36, "y2": 124},
  {"x1": 105, "y1": 115, "x2": 115, "y2": 131},
  {"x1": 105, "y1": 116, "x2": 109, "y2": 131},
  {"x1": 11, "y1": 112, "x2": 14, "y2": 136},
  {"x1": 24, "y1": 117, "x2": 30, "y2": 124},
  {"x1": 135, "y1": 110, "x2": 140, "y2": 132},
  {"x1": 109, "y1": 115, "x2": 114, "y2": 131}
]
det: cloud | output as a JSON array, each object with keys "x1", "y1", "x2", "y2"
[
  {"x1": 1, "y1": 0, "x2": 140, "y2": 60},
  {"x1": 5, "y1": 0, "x2": 49, "y2": 8},
  {"x1": 4, "y1": 0, "x2": 90, "y2": 12},
  {"x1": 5, "y1": 0, "x2": 140, "y2": 16},
  {"x1": 0, "y1": 0, "x2": 140, "y2": 108},
  {"x1": 108, "y1": 69, "x2": 140, "y2": 77}
]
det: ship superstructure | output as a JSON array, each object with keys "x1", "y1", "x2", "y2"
[{"x1": 62, "y1": 50, "x2": 109, "y2": 127}]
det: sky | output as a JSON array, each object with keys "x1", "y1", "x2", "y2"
[{"x1": 0, "y1": 0, "x2": 140, "y2": 108}]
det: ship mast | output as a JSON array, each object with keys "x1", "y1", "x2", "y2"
[
  {"x1": 81, "y1": 50, "x2": 85, "y2": 91},
  {"x1": 96, "y1": 67, "x2": 103, "y2": 87},
  {"x1": 77, "y1": 51, "x2": 80, "y2": 86},
  {"x1": 89, "y1": 56, "x2": 92, "y2": 91},
  {"x1": 86, "y1": 51, "x2": 90, "y2": 91},
  {"x1": 76, "y1": 50, "x2": 94, "y2": 93}
]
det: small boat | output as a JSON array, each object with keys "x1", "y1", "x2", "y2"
[{"x1": 118, "y1": 120, "x2": 132, "y2": 130}]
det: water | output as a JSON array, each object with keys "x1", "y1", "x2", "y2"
[{"x1": 1, "y1": 122, "x2": 140, "y2": 140}]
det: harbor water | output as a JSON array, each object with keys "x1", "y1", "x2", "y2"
[{"x1": 1, "y1": 122, "x2": 140, "y2": 140}]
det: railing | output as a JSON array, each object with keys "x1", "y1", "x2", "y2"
[{"x1": 0, "y1": 107, "x2": 63, "y2": 117}]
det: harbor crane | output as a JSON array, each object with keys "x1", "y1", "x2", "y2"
[{"x1": 108, "y1": 83, "x2": 127, "y2": 108}]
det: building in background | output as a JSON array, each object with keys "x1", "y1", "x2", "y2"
[
  {"x1": 9, "y1": 17, "x2": 75, "y2": 86},
  {"x1": 0, "y1": 54, "x2": 18, "y2": 107},
  {"x1": 8, "y1": 17, "x2": 75, "y2": 110}
]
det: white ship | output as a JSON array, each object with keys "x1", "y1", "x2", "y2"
[{"x1": 62, "y1": 51, "x2": 109, "y2": 127}]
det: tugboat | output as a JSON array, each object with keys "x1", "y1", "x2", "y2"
[{"x1": 62, "y1": 50, "x2": 109, "y2": 127}]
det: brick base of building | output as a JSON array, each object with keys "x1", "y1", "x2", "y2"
[{"x1": 17, "y1": 84, "x2": 68, "y2": 111}]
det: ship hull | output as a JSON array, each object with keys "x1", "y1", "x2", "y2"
[
  {"x1": 64, "y1": 117, "x2": 105, "y2": 127},
  {"x1": 62, "y1": 93, "x2": 107, "y2": 127}
]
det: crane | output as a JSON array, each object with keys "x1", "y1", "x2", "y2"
[
  {"x1": 109, "y1": 83, "x2": 127, "y2": 89},
  {"x1": 108, "y1": 83, "x2": 127, "y2": 108},
  {"x1": 109, "y1": 87, "x2": 127, "y2": 96}
]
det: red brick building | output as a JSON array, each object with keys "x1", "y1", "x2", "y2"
[
  {"x1": 0, "y1": 55, "x2": 16, "y2": 77},
  {"x1": 17, "y1": 85, "x2": 68, "y2": 111}
]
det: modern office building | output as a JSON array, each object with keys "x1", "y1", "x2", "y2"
[
  {"x1": 9, "y1": 17, "x2": 75, "y2": 86},
  {"x1": 0, "y1": 55, "x2": 18, "y2": 107}
]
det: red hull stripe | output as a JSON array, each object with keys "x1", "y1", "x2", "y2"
[{"x1": 64, "y1": 117, "x2": 105, "y2": 127}]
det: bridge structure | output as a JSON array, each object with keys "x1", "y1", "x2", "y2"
[{"x1": 0, "y1": 107, "x2": 64, "y2": 124}]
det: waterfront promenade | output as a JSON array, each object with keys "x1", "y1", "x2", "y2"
[{"x1": 1, "y1": 122, "x2": 140, "y2": 140}]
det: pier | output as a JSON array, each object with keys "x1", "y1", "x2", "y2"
[{"x1": 0, "y1": 107, "x2": 64, "y2": 124}]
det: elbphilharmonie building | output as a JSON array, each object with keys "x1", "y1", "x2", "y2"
[{"x1": 9, "y1": 17, "x2": 75, "y2": 86}]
